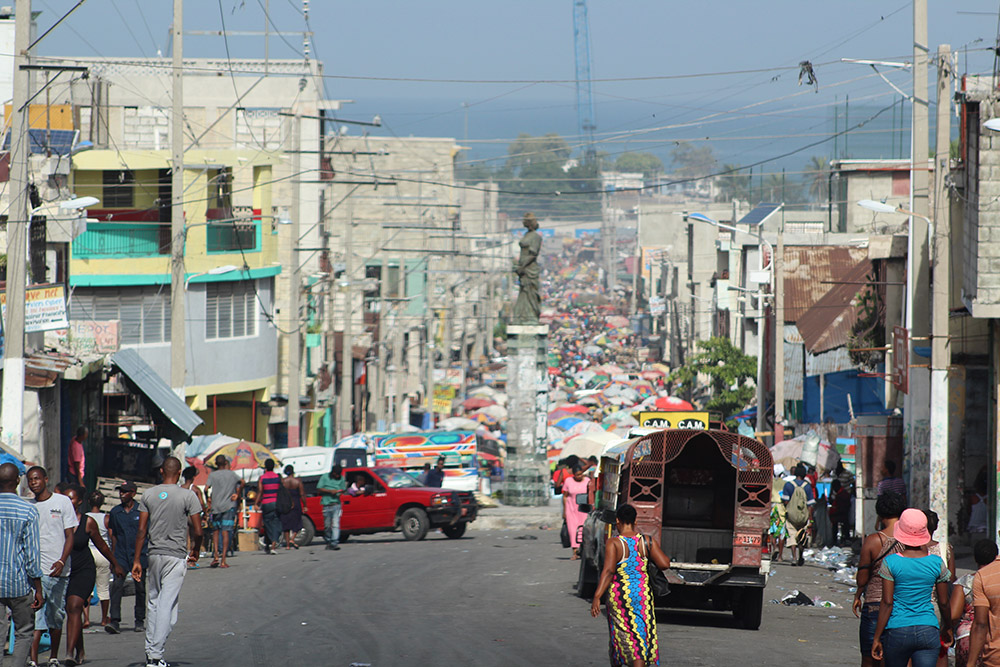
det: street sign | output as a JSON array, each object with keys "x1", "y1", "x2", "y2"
[
  {"x1": 636, "y1": 411, "x2": 710, "y2": 430},
  {"x1": 892, "y1": 325, "x2": 908, "y2": 394}
]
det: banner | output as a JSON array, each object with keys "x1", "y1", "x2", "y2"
[
  {"x1": 432, "y1": 397, "x2": 453, "y2": 415},
  {"x1": 636, "y1": 411, "x2": 710, "y2": 430},
  {"x1": 0, "y1": 284, "x2": 68, "y2": 332}
]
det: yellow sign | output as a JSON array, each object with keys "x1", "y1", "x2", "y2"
[
  {"x1": 432, "y1": 397, "x2": 453, "y2": 415},
  {"x1": 636, "y1": 411, "x2": 710, "y2": 430},
  {"x1": 434, "y1": 386, "x2": 456, "y2": 401}
]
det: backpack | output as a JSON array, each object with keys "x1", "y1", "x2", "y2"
[
  {"x1": 786, "y1": 481, "x2": 809, "y2": 526},
  {"x1": 276, "y1": 482, "x2": 293, "y2": 515}
]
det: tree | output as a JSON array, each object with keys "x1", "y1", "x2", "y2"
[
  {"x1": 614, "y1": 152, "x2": 663, "y2": 178},
  {"x1": 714, "y1": 164, "x2": 750, "y2": 203},
  {"x1": 670, "y1": 142, "x2": 716, "y2": 179},
  {"x1": 497, "y1": 133, "x2": 600, "y2": 219},
  {"x1": 805, "y1": 155, "x2": 830, "y2": 205},
  {"x1": 759, "y1": 173, "x2": 804, "y2": 204},
  {"x1": 668, "y1": 337, "x2": 757, "y2": 423}
]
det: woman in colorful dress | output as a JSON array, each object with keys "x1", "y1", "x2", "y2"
[
  {"x1": 562, "y1": 464, "x2": 591, "y2": 560},
  {"x1": 591, "y1": 503, "x2": 672, "y2": 667}
]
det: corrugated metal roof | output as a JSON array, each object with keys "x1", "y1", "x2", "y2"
[
  {"x1": 24, "y1": 351, "x2": 99, "y2": 389},
  {"x1": 782, "y1": 246, "x2": 869, "y2": 322},
  {"x1": 797, "y1": 259, "x2": 873, "y2": 354},
  {"x1": 111, "y1": 349, "x2": 203, "y2": 438},
  {"x1": 784, "y1": 325, "x2": 805, "y2": 401}
]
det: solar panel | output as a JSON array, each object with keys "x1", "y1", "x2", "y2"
[
  {"x1": 2, "y1": 129, "x2": 79, "y2": 155},
  {"x1": 737, "y1": 202, "x2": 781, "y2": 227}
]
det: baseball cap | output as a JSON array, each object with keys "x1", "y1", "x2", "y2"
[{"x1": 115, "y1": 481, "x2": 138, "y2": 492}]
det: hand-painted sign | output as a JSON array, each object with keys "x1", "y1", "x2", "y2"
[
  {"x1": 636, "y1": 411, "x2": 710, "y2": 430},
  {"x1": 0, "y1": 284, "x2": 68, "y2": 332}
]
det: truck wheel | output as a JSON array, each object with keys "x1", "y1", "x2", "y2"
[
  {"x1": 735, "y1": 587, "x2": 764, "y2": 630},
  {"x1": 295, "y1": 516, "x2": 316, "y2": 547},
  {"x1": 576, "y1": 555, "x2": 598, "y2": 599},
  {"x1": 400, "y1": 508, "x2": 430, "y2": 541},
  {"x1": 442, "y1": 523, "x2": 467, "y2": 539}
]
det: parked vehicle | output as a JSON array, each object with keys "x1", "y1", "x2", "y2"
[
  {"x1": 274, "y1": 445, "x2": 368, "y2": 481},
  {"x1": 576, "y1": 428, "x2": 772, "y2": 630},
  {"x1": 374, "y1": 431, "x2": 483, "y2": 491},
  {"x1": 297, "y1": 466, "x2": 478, "y2": 544}
]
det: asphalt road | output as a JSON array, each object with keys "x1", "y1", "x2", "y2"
[{"x1": 56, "y1": 530, "x2": 863, "y2": 667}]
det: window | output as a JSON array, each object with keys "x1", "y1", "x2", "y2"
[
  {"x1": 69, "y1": 287, "x2": 171, "y2": 344},
  {"x1": 102, "y1": 170, "x2": 135, "y2": 208},
  {"x1": 206, "y1": 281, "x2": 257, "y2": 339}
]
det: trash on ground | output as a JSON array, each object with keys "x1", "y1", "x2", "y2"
[{"x1": 780, "y1": 590, "x2": 814, "y2": 606}]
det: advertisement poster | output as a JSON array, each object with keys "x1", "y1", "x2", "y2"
[
  {"x1": 0, "y1": 284, "x2": 69, "y2": 332},
  {"x1": 636, "y1": 411, "x2": 710, "y2": 430}
]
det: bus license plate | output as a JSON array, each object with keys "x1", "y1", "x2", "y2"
[{"x1": 734, "y1": 533, "x2": 761, "y2": 546}]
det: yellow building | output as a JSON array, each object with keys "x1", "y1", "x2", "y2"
[{"x1": 69, "y1": 149, "x2": 282, "y2": 442}]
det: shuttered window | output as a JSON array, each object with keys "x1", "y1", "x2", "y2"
[
  {"x1": 69, "y1": 287, "x2": 171, "y2": 344},
  {"x1": 206, "y1": 281, "x2": 256, "y2": 340}
]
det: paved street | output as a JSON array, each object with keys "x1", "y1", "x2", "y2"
[{"x1": 65, "y1": 529, "x2": 865, "y2": 667}]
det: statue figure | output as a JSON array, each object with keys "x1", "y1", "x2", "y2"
[{"x1": 513, "y1": 212, "x2": 542, "y2": 324}]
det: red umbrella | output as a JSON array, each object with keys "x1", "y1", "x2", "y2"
[
  {"x1": 462, "y1": 396, "x2": 496, "y2": 410},
  {"x1": 641, "y1": 370, "x2": 665, "y2": 380},
  {"x1": 655, "y1": 396, "x2": 694, "y2": 411},
  {"x1": 184, "y1": 457, "x2": 211, "y2": 486},
  {"x1": 560, "y1": 404, "x2": 590, "y2": 414}
]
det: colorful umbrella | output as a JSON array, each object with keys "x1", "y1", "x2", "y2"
[
  {"x1": 462, "y1": 396, "x2": 495, "y2": 410},
  {"x1": 641, "y1": 370, "x2": 666, "y2": 381},
  {"x1": 555, "y1": 416, "x2": 585, "y2": 431},
  {"x1": 204, "y1": 440, "x2": 278, "y2": 471},
  {"x1": 655, "y1": 396, "x2": 695, "y2": 411}
]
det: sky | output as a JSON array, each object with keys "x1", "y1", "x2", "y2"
[{"x1": 30, "y1": 0, "x2": 1000, "y2": 173}]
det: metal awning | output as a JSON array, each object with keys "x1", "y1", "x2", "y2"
[{"x1": 110, "y1": 349, "x2": 203, "y2": 439}]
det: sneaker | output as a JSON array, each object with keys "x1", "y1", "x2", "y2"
[
  {"x1": 105, "y1": 621, "x2": 120, "y2": 634},
  {"x1": 146, "y1": 657, "x2": 169, "y2": 667},
  {"x1": 26, "y1": 661, "x2": 37, "y2": 667},
  {"x1": 47, "y1": 659, "x2": 61, "y2": 667},
  {"x1": 134, "y1": 621, "x2": 145, "y2": 632}
]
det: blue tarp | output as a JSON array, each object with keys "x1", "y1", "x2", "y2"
[{"x1": 802, "y1": 368, "x2": 890, "y2": 424}]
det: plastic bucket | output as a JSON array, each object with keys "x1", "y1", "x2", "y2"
[{"x1": 246, "y1": 510, "x2": 262, "y2": 530}]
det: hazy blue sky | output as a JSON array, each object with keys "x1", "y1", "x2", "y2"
[{"x1": 30, "y1": 1, "x2": 1000, "y2": 169}]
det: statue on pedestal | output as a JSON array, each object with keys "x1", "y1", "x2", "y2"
[{"x1": 513, "y1": 212, "x2": 542, "y2": 324}]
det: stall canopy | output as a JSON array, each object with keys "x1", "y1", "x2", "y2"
[{"x1": 111, "y1": 349, "x2": 203, "y2": 440}]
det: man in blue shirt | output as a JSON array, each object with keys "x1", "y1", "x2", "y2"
[
  {"x1": 425, "y1": 456, "x2": 446, "y2": 488},
  {"x1": 0, "y1": 462, "x2": 44, "y2": 666},
  {"x1": 106, "y1": 481, "x2": 148, "y2": 635}
]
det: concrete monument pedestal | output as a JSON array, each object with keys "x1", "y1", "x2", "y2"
[{"x1": 504, "y1": 325, "x2": 549, "y2": 506}]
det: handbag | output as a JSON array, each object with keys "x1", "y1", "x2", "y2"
[
  {"x1": 560, "y1": 520, "x2": 571, "y2": 548},
  {"x1": 643, "y1": 535, "x2": 670, "y2": 598}
]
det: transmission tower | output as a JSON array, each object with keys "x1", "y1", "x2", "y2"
[{"x1": 573, "y1": 0, "x2": 597, "y2": 163}]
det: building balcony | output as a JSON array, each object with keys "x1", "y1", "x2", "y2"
[
  {"x1": 206, "y1": 207, "x2": 260, "y2": 254},
  {"x1": 72, "y1": 222, "x2": 169, "y2": 258}
]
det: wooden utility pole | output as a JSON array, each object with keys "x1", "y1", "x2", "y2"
[
  {"x1": 169, "y1": 0, "x2": 186, "y2": 397},
  {"x1": 1, "y1": 0, "x2": 32, "y2": 453},
  {"x1": 337, "y1": 204, "x2": 354, "y2": 439}
]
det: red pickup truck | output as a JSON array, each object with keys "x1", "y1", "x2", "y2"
[{"x1": 295, "y1": 466, "x2": 478, "y2": 545}]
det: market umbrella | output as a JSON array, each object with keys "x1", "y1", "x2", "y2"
[
  {"x1": 203, "y1": 440, "x2": 278, "y2": 471},
  {"x1": 547, "y1": 426, "x2": 566, "y2": 444},
  {"x1": 574, "y1": 369, "x2": 597, "y2": 385},
  {"x1": 555, "y1": 416, "x2": 585, "y2": 431},
  {"x1": 604, "y1": 410, "x2": 639, "y2": 425},
  {"x1": 468, "y1": 385, "x2": 502, "y2": 399},
  {"x1": 641, "y1": 370, "x2": 666, "y2": 381},
  {"x1": 582, "y1": 345, "x2": 602, "y2": 355},
  {"x1": 184, "y1": 456, "x2": 211, "y2": 486},
  {"x1": 599, "y1": 364, "x2": 625, "y2": 375},
  {"x1": 655, "y1": 396, "x2": 695, "y2": 411},
  {"x1": 473, "y1": 404, "x2": 508, "y2": 421},
  {"x1": 462, "y1": 396, "x2": 495, "y2": 411},
  {"x1": 559, "y1": 404, "x2": 590, "y2": 414},
  {"x1": 563, "y1": 420, "x2": 605, "y2": 439},
  {"x1": 437, "y1": 416, "x2": 481, "y2": 431},
  {"x1": 562, "y1": 431, "x2": 620, "y2": 459},
  {"x1": 606, "y1": 315, "x2": 629, "y2": 328},
  {"x1": 473, "y1": 413, "x2": 499, "y2": 426}
]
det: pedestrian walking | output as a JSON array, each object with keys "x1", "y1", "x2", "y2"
[
  {"x1": 965, "y1": 535, "x2": 1000, "y2": 665},
  {"x1": 131, "y1": 456, "x2": 203, "y2": 667},
  {"x1": 590, "y1": 503, "x2": 671, "y2": 667},
  {"x1": 854, "y1": 491, "x2": 906, "y2": 667},
  {"x1": 253, "y1": 459, "x2": 282, "y2": 555},
  {"x1": 280, "y1": 465, "x2": 305, "y2": 550},
  {"x1": 180, "y1": 467, "x2": 206, "y2": 566},
  {"x1": 924, "y1": 510, "x2": 956, "y2": 581},
  {"x1": 316, "y1": 464, "x2": 346, "y2": 551},
  {"x1": 769, "y1": 470, "x2": 788, "y2": 562},
  {"x1": 62, "y1": 485, "x2": 124, "y2": 667},
  {"x1": 425, "y1": 456, "x2": 446, "y2": 488},
  {"x1": 206, "y1": 455, "x2": 243, "y2": 568},
  {"x1": 83, "y1": 491, "x2": 111, "y2": 629},
  {"x1": 829, "y1": 479, "x2": 852, "y2": 546},
  {"x1": 106, "y1": 481, "x2": 147, "y2": 635},
  {"x1": 780, "y1": 464, "x2": 815, "y2": 566},
  {"x1": 0, "y1": 462, "x2": 44, "y2": 667},
  {"x1": 25, "y1": 466, "x2": 77, "y2": 667},
  {"x1": 950, "y1": 539, "x2": 997, "y2": 667},
  {"x1": 877, "y1": 461, "x2": 908, "y2": 503},
  {"x1": 871, "y1": 508, "x2": 953, "y2": 667},
  {"x1": 563, "y1": 464, "x2": 591, "y2": 560},
  {"x1": 67, "y1": 427, "x2": 87, "y2": 487}
]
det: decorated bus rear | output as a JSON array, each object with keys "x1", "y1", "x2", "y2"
[{"x1": 374, "y1": 431, "x2": 481, "y2": 491}]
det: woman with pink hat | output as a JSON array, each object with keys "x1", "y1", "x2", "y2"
[{"x1": 871, "y1": 508, "x2": 953, "y2": 666}]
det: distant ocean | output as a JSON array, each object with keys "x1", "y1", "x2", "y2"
[{"x1": 341, "y1": 95, "x2": 922, "y2": 183}]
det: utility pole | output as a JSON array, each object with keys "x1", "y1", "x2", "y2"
[
  {"x1": 424, "y1": 261, "x2": 435, "y2": 430},
  {"x1": 169, "y1": 0, "x2": 186, "y2": 398},
  {"x1": 287, "y1": 110, "x2": 302, "y2": 447},
  {"x1": 774, "y1": 230, "x2": 785, "y2": 442},
  {"x1": 631, "y1": 200, "x2": 641, "y2": 317},
  {"x1": 1, "y1": 0, "x2": 32, "y2": 454},
  {"x1": 929, "y1": 44, "x2": 952, "y2": 553},
  {"x1": 338, "y1": 204, "x2": 354, "y2": 439},
  {"x1": 906, "y1": 0, "x2": 932, "y2": 509},
  {"x1": 685, "y1": 214, "x2": 695, "y2": 359}
]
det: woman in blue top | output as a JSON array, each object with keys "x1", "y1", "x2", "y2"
[{"x1": 871, "y1": 508, "x2": 953, "y2": 667}]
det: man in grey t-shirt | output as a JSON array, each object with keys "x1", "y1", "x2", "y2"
[
  {"x1": 206, "y1": 455, "x2": 243, "y2": 569},
  {"x1": 132, "y1": 457, "x2": 202, "y2": 667}
]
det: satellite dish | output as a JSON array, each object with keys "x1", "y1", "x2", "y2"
[{"x1": 985, "y1": 118, "x2": 1000, "y2": 132}]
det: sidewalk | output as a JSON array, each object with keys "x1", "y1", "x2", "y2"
[{"x1": 471, "y1": 497, "x2": 562, "y2": 531}]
